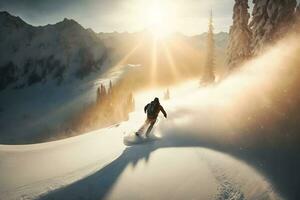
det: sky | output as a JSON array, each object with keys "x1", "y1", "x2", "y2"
[{"x1": 0, "y1": 0, "x2": 298, "y2": 36}]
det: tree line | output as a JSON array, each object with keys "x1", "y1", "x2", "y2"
[
  {"x1": 59, "y1": 80, "x2": 135, "y2": 137},
  {"x1": 96, "y1": 80, "x2": 135, "y2": 122},
  {"x1": 201, "y1": 0, "x2": 300, "y2": 84}
]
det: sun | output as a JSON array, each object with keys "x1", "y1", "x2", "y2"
[{"x1": 146, "y1": 3, "x2": 172, "y2": 39}]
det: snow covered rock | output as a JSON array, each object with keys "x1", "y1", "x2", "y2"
[
  {"x1": 227, "y1": 0, "x2": 252, "y2": 70},
  {"x1": 250, "y1": 0, "x2": 297, "y2": 55}
]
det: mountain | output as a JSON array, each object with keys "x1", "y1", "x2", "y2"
[
  {"x1": 188, "y1": 31, "x2": 229, "y2": 51},
  {"x1": 98, "y1": 31, "x2": 229, "y2": 51},
  {"x1": 98, "y1": 31, "x2": 229, "y2": 81},
  {"x1": 0, "y1": 11, "x2": 108, "y2": 90},
  {"x1": 0, "y1": 11, "x2": 228, "y2": 91}
]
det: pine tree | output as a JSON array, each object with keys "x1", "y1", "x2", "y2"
[
  {"x1": 106, "y1": 80, "x2": 113, "y2": 107},
  {"x1": 131, "y1": 96, "x2": 135, "y2": 112},
  {"x1": 100, "y1": 84, "x2": 107, "y2": 101},
  {"x1": 108, "y1": 80, "x2": 113, "y2": 95},
  {"x1": 126, "y1": 92, "x2": 135, "y2": 112},
  {"x1": 250, "y1": 0, "x2": 297, "y2": 55},
  {"x1": 96, "y1": 87, "x2": 101, "y2": 103},
  {"x1": 101, "y1": 84, "x2": 106, "y2": 96},
  {"x1": 202, "y1": 10, "x2": 215, "y2": 84},
  {"x1": 227, "y1": 0, "x2": 252, "y2": 70}
]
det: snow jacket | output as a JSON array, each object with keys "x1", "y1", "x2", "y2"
[{"x1": 144, "y1": 101, "x2": 167, "y2": 119}]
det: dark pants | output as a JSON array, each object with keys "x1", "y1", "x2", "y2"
[{"x1": 139, "y1": 117, "x2": 157, "y2": 136}]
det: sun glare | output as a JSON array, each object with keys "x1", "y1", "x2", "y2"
[{"x1": 145, "y1": 2, "x2": 172, "y2": 39}]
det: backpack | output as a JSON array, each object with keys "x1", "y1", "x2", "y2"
[{"x1": 147, "y1": 101, "x2": 157, "y2": 117}]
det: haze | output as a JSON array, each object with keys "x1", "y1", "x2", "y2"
[{"x1": 0, "y1": 0, "x2": 237, "y2": 35}]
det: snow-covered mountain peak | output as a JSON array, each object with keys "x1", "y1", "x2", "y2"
[
  {"x1": 0, "y1": 12, "x2": 108, "y2": 90},
  {"x1": 0, "y1": 11, "x2": 30, "y2": 30}
]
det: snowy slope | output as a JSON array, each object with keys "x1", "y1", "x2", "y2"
[
  {"x1": 0, "y1": 81, "x2": 281, "y2": 200},
  {"x1": 0, "y1": 63, "x2": 134, "y2": 144}
]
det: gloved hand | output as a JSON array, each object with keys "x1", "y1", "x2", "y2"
[{"x1": 164, "y1": 113, "x2": 167, "y2": 118}]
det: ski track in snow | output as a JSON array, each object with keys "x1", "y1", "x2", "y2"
[
  {"x1": 207, "y1": 159, "x2": 246, "y2": 200},
  {"x1": 202, "y1": 151, "x2": 279, "y2": 200}
]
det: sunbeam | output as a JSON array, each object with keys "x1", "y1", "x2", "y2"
[
  {"x1": 150, "y1": 37, "x2": 158, "y2": 86},
  {"x1": 162, "y1": 42, "x2": 180, "y2": 81},
  {"x1": 107, "y1": 38, "x2": 145, "y2": 72}
]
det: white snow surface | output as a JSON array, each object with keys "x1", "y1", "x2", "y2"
[
  {"x1": 0, "y1": 64, "x2": 135, "y2": 143},
  {"x1": 0, "y1": 81, "x2": 281, "y2": 200}
]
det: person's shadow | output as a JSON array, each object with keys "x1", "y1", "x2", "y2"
[
  {"x1": 39, "y1": 124, "x2": 222, "y2": 200},
  {"x1": 40, "y1": 121, "x2": 300, "y2": 200},
  {"x1": 39, "y1": 138, "x2": 165, "y2": 200}
]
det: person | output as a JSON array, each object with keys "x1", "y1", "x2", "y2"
[{"x1": 136, "y1": 97, "x2": 167, "y2": 137}]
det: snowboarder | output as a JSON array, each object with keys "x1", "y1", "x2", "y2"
[{"x1": 136, "y1": 97, "x2": 167, "y2": 137}]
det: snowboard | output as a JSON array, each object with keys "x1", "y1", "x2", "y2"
[
  {"x1": 123, "y1": 121, "x2": 161, "y2": 146},
  {"x1": 123, "y1": 134, "x2": 161, "y2": 146}
]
